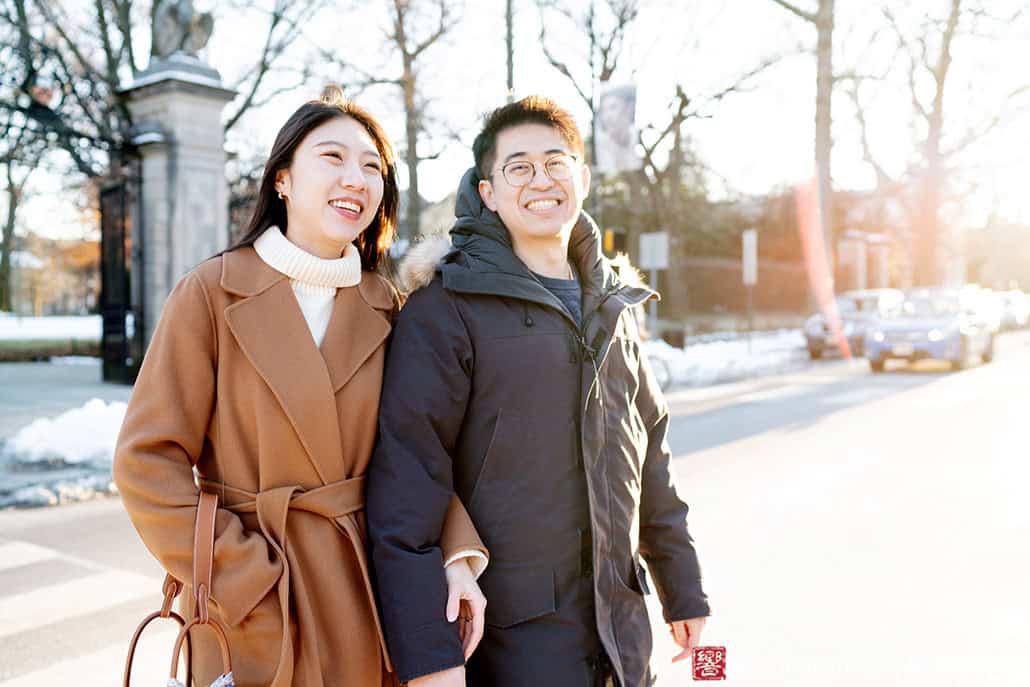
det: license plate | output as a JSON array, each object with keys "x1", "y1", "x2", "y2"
[
  {"x1": 824, "y1": 335, "x2": 837, "y2": 345},
  {"x1": 892, "y1": 343, "x2": 914, "y2": 356}
]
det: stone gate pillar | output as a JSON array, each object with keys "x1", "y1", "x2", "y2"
[{"x1": 121, "y1": 54, "x2": 236, "y2": 346}]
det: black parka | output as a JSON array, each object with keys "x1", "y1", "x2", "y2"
[{"x1": 367, "y1": 169, "x2": 710, "y2": 687}]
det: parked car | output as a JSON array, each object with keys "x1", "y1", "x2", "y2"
[
  {"x1": 1001, "y1": 289, "x2": 1029, "y2": 329},
  {"x1": 803, "y1": 289, "x2": 904, "y2": 359},
  {"x1": 864, "y1": 288, "x2": 994, "y2": 372},
  {"x1": 963, "y1": 285, "x2": 1004, "y2": 334}
]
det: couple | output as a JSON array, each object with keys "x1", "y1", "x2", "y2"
[{"x1": 114, "y1": 87, "x2": 710, "y2": 687}]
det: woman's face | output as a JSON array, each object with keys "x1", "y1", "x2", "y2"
[{"x1": 275, "y1": 116, "x2": 385, "y2": 258}]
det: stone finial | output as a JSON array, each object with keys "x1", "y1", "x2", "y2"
[{"x1": 152, "y1": 0, "x2": 214, "y2": 58}]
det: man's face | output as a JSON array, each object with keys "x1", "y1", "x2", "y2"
[{"x1": 478, "y1": 123, "x2": 590, "y2": 244}]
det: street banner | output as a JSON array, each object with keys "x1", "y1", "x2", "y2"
[{"x1": 596, "y1": 84, "x2": 639, "y2": 174}]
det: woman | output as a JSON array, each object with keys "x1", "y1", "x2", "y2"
[{"x1": 114, "y1": 87, "x2": 487, "y2": 687}]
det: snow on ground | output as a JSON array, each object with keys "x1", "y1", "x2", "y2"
[
  {"x1": 0, "y1": 398, "x2": 126, "y2": 508},
  {"x1": 3, "y1": 398, "x2": 127, "y2": 464},
  {"x1": 0, "y1": 314, "x2": 101, "y2": 341},
  {"x1": 644, "y1": 329, "x2": 808, "y2": 388}
]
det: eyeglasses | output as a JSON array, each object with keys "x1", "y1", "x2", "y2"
[{"x1": 495, "y1": 154, "x2": 578, "y2": 187}]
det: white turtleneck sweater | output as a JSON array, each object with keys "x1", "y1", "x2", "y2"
[
  {"x1": 253, "y1": 227, "x2": 486, "y2": 577},
  {"x1": 254, "y1": 226, "x2": 362, "y2": 347}
]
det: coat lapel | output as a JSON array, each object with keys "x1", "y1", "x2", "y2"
[
  {"x1": 319, "y1": 274, "x2": 392, "y2": 393},
  {"x1": 221, "y1": 247, "x2": 343, "y2": 484}
]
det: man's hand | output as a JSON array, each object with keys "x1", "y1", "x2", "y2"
[
  {"x1": 669, "y1": 617, "x2": 706, "y2": 663},
  {"x1": 444, "y1": 559, "x2": 487, "y2": 659},
  {"x1": 407, "y1": 665, "x2": 465, "y2": 686}
]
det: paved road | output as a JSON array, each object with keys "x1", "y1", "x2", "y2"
[
  {"x1": 649, "y1": 329, "x2": 1030, "y2": 685},
  {"x1": 1, "y1": 332, "x2": 1028, "y2": 685}
]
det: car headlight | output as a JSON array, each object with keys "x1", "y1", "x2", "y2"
[{"x1": 871, "y1": 331, "x2": 885, "y2": 342}]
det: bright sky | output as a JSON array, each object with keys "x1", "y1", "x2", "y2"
[{"x1": 13, "y1": 0, "x2": 1030, "y2": 240}]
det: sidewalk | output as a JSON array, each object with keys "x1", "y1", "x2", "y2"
[{"x1": 0, "y1": 360, "x2": 131, "y2": 440}]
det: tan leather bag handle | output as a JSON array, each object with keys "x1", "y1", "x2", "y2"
[
  {"x1": 123, "y1": 574, "x2": 192, "y2": 686},
  {"x1": 123, "y1": 491, "x2": 227, "y2": 685},
  {"x1": 193, "y1": 491, "x2": 218, "y2": 623},
  {"x1": 169, "y1": 617, "x2": 232, "y2": 682}
]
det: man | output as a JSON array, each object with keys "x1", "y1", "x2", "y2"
[{"x1": 367, "y1": 96, "x2": 710, "y2": 687}]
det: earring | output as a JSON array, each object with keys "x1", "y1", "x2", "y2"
[{"x1": 277, "y1": 190, "x2": 285, "y2": 201}]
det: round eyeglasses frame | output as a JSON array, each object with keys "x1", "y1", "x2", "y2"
[{"x1": 494, "y1": 153, "x2": 578, "y2": 187}]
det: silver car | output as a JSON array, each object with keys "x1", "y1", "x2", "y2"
[{"x1": 803, "y1": 289, "x2": 904, "y2": 359}]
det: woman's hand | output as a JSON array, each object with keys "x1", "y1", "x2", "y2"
[{"x1": 444, "y1": 559, "x2": 487, "y2": 660}]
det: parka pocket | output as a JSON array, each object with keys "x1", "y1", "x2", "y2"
[
  {"x1": 628, "y1": 558, "x2": 652, "y2": 596},
  {"x1": 468, "y1": 408, "x2": 521, "y2": 512},
  {"x1": 478, "y1": 563, "x2": 557, "y2": 628}
]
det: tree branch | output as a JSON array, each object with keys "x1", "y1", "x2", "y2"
[
  {"x1": 538, "y1": 21, "x2": 592, "y2": 107},
  {"x1": 768, "y1": 0, "x2": 816, "y2": 24},
  {"x1": 409, "y1": 0, "x2": 452, "y2": 60}
]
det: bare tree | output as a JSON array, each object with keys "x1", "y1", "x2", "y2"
[
  {"x1": 0, "y1": 156, "x2": 35, "y2": 313},
  {"x1": 218, "y1": 0, "x2": 328, "y2": 133},
  {"x1": 845, "y1": 1, "x2": 1030, "y2": 285},
  {"x1": 536, "y1": 0, "x2": 639, "y2": 166},
  {"x1": 0, "y1": 57, "x2": 47, "y2": 311},
  {"x1": 0, "y1": 0, "x2": 327, "y2": 179},
  {"x1": 388, "y1": 0, "x2": 459, "y2": 239},
  {"x1": 506, "y1": 0, "x2": 515, "y2": 100},
  {"x1": 636, "y1": 57, "x2": 782, "y2": 232},
  {"x1": 317, "y1": 0, "x2": 460, "y2": 240},
  {"x1": 769, "y1": 0, "x2": 836, "y2": 278}
]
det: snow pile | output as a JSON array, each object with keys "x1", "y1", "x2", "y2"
[
  {"x1": 644, "y1": 329, "x2": 807, "y2": 388},
  {"x1": 0, "y1": 398, "x2": 127, "y2": 508},
  {"x1": 0, "y1": 315, "x2": 101, "y2": 341},
  {"x1": 1, "y1": 398, "x2": 127, "y2": 466}
]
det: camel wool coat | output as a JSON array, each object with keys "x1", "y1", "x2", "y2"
[{"x1": 114, "y1": 245, "x2": 486, "y2": 687}]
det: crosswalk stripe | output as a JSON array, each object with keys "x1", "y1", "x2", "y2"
[
  {"x1": 0, "y1": 541, "x2": 60, "y2": 572},
  {"x1": 0, "y1": 623, "x2": 181, "y2": 687},
  {"x1": 0, "y1": 568, "x2": 158, "y2": 640}
]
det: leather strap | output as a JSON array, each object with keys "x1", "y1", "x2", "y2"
[
  {"x1": 123, "y1": 578, "x2": 192, "y2": 687},
  {"x1": 193, "y1": 491, "x2": 218, "y2": 624},
  {"x1": 170, "y1": 617, "x2": 232, "y2": 681},
  {"x1": 124, "y1": 491, "x2": 223, "y2": 685}
]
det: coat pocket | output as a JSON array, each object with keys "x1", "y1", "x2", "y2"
[
  {"x1": 478, "y1": 563, "x2": 556, "y2": 629},
  {"x1": 629, "y1": 558, "x2": 652, "y2": 596},
  {"x1": 468, "y1": 408, "x2": 521, "y2": 513}
]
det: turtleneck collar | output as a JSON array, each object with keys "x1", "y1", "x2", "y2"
[{"x1": 253, "y1": 226, "x2": 361, "y2": 288}]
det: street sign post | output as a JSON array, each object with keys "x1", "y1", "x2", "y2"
[
  {"x1": 639, "y1": 232, "x2": 669, "y2": 338},
  {"x1": 742, "y1": 229, "x2": 758, "y2": 353}
]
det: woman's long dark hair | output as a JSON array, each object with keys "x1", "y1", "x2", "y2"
[{"x1": 228, "y1": 85, "x2": 398, "y2": 272}]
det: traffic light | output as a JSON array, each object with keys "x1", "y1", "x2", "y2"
[{"x1": 603, "y1": 228, "x2": 627, "y2": 255}]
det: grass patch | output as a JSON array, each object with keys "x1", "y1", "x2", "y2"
[{"x1": 0, "y1": 339, "x2": 101, "y2": 361}]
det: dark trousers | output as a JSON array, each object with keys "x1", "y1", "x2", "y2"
[{"x1": 593, "y1": 651, "x2": 615, "y2": 687}]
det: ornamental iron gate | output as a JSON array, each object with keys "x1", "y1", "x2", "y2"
[{"x1": 99, "y1": 153, "x2": 144, "y2": 384}]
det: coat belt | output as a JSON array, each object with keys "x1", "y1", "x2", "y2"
[{"x1": 198, "y1": 475, "x2": 393, "y2": 685}]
